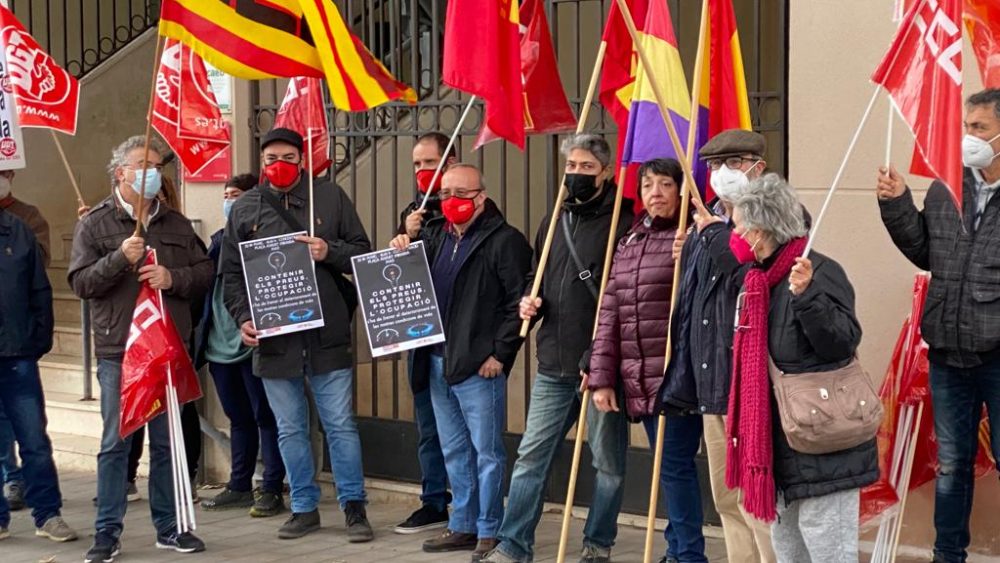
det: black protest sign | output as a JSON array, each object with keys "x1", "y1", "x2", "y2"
[{"x1": 238, "y1": 231, "x2": 324, "y2": 338}]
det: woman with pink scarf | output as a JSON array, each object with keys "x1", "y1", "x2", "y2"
[{"x1": 718, "y1": 174, "x2": 878, "y2": 563}]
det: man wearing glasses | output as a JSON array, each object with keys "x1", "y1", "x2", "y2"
[
  {"x1": 659, "y1": 129, "x2": 776, "y2": 563},
  {"x1": 69, "y1": 136, "x2": 214, "y2": 562},
  {"x1": 390, "y1": 164, "x2": 533, "y2": 561},
  {"x1": 219, "y1": 128, "x2": 375, "y2": 544}
]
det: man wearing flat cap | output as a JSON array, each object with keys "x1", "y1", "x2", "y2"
[
  {"x1": 659, "y1": 129, "x2": 776, "y2": 563},
  {"x1": 220, "y1": 128, "x2": 376, "y2": 543}
]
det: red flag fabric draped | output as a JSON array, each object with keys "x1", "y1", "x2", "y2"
[
  {"x1": 872, "y1": 0, "x2": 964, "y2": 211},
  {"x1": 0, "y1": 5, "x2": 79, "y2": 134},
  {"x1": 151, "y1": 39, "x2": 231, "y2": 176},
  {"x1": 120, "y1": 250, "x2": 202, "y2": 439},
  {"x1": 475, "y1": 0, "x2": 576, "y2": 148},
  {"x1": 443, "y1": 0, "x2": 524, "y2": 149},
  {"x1": 964, "y1": 0, "x2": 1000, "y2": 87},
  {"x1": 274, "y1": 77, "x2": 332, "y2": 176}
]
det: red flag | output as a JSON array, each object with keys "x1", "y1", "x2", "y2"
[
  {"x1": 274, "y1": 77, "x2": 331, "y2": 176},
  {"x1": 964, "y1": 0, "x2": 1000, "y2": 87},
  {"x1": 0, "y1": 5, "x2": 79, "y2": 134},
  {"x1": 475, "y1": 0, "x2": 576, "y2": 148},
  {"x1": 443, "y1": 0, "x2": 524, "y2": 149},
  {"x1": 872, "y1": 0, "x2": 964, "y2": 211},
  {"x1": 151, "y1": 39, "x2": 230, "y2": 176},
  {"x1": 120, "y1": 249, "x2": 202, "y2": 439}
]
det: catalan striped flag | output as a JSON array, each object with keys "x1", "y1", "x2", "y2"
[
  {"x1": 693, "y1": 0, "x2": 753, "y2": 200},
  {"x1": 158, "y1": 0, "x2": 416, "y2": 111}
]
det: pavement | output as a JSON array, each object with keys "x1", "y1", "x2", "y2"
[{"x1": 2, "y1": 470, "x2": 729, "y2": 563}]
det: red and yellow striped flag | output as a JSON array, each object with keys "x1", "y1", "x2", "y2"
[{"x1": 158, "y1": 0, "x2": 416, "y2": 111}]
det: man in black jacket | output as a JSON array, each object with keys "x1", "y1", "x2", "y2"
[
  {"x1": 390, "y1": 164, "x2": 532, "y2": 560},
  {"x1": 0, "y1": 209, "x2": 77, "y2": 543},
  {"x1": 878, "y1": 88, "x2": 1000, "y2": 563},
  {"x1": 481, "y1": 134, "x2": 632, "y2": 563},
  {"x1": 220, "y1": 128, "x2": 374, "y2": 543},
  {"x1": 392, "y1": 132, "x2": 456, "y2": 534},
  {"x1": 660, "y1": 129, "x2": 775, "y2": 563}
]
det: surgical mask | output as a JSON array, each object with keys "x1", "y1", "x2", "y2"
[
  {"x1": 729, "y1": 231, "x2": 759, "y2": 264},
  {"x1": 564, "y1": 173, "x2": 600, "y2": 202},
  {"x1": 962, "y1": 133, "x2": 1000, "y2": 169},
  {"x1": 128, "y1": 168, "x2": 161, "y2": 199},
  {"x1": 0, "y1": 176, "x2": 10, "y2": 199},
  {"x1": 710, "y1": 161, "x2": 759, "y2": 200},
  {"x1": 223, "y1": 199, "x2": 235, "y2": 219}
]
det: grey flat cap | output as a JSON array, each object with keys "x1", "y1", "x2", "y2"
[{"x1": 698, "y1": 129, "x2": 766, "y2": 160}]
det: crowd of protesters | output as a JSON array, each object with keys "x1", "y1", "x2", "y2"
[{"x1": 1, "y1": 88, "x2": 999, "y2": 563}]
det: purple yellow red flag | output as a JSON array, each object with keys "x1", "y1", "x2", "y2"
[
  {"x1": 443, "y1": 0, "x2": 524, "y2": 149},
  {"x1": 599, "y1": 0, "x2": 650, "y2": 144},
  {"x1": 158, "y1": 0, "x2": 416, "y2": 111}
]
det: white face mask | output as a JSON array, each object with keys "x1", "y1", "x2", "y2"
[
  {"x1": 963, "y1": 133, "x2": 1000, "y2": 169},
  {"x1": 0, "y1": 176, "x2": 10, "y2": 199},
  {"x1": 710, "y1": 160, "x2": 759, "y2": 200}
]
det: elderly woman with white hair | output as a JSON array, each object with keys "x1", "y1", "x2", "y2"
[{"x1": 708, "y1": 174, "x2": 878, "y2": 563}]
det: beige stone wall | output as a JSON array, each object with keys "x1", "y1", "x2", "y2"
[{"x1": 789, "y1": 1, "x2": 998, "y2": 556}]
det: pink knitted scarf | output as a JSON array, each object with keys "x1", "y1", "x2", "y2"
[{"x1": 725, "y1": 236, "x2": 807, "y2": 523}]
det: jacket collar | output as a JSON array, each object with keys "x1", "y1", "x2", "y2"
[
  {"x1": 634, "y1": 210, "x2": 678, "y2": 232},
  {"x1": 563, "y1": 181, "x2": 631, "y2": 219},
  {"x1": 264, "y1": 175, "x2": 309, "y2": 208}
]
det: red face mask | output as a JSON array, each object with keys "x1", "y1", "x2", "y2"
[
  {"x1": 415, "y1": 168, "x2": 442, "y2": 194},
  {"x1": 264, "y1": 161, "x2": 300, "y2": 189},
  {"x1": 729, "y1": 231, "x2": 758, "y2": 264},
  {"x1": 441, "y1": 196, "x2": 477, "y2": 225}
]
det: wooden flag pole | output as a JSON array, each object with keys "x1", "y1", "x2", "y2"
[
  {"x1": 49, "y1": 130, "x2": 86, "y2": 207},
  {"x1": 555, "y1": 162, "x2": 627, "y2": 563},
  {"x1": 133, "y1": 34, "x2": 165, "y2": 237},
  {"x1": 520, "y1": 41, "x2": 608, "y2": 338}
]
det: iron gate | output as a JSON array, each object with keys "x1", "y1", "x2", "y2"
[{"x1": 250, "y1": 0, "x2": 787, "y2": 522}]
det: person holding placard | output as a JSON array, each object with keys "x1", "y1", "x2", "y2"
[{"x1": 219, "y1": 128, "x2": 375, "y2": 543}]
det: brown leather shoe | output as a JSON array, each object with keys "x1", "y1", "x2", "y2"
[
  {"x1": 422, "y1": 529, "x2": 478, "y2": 553},
  {"x1": 471, "y1": 538, "x2": 498, "y2": 562}
]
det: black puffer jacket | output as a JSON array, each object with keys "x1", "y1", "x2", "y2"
[
  {"x1": 764, "y1": 250, "x2": 878, "y2": 502},
  {"x1": 529, "y1": 185, "x2": 633, "y2": 378}
]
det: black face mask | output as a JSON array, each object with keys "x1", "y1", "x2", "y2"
[{"x1": 565, "y1": 173, "x2": 600, "y2": 202}]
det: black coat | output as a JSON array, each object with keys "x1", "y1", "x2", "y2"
[
  {"x1": 765, "y1": 250, "x2": 878, "y2": 503},
  {"x1": 412, "y1": 199, "x2": 532, "y2": 385},
  {"x1": 879, "y1": 168, "x2": 1000, "y2": 368},
  {"x1": 0, "y1": 210, "x2": 52, "y2": 359},
  {"x1": 397, "y1": 195, "x2": 444, "y2": 235},
  {"x1": 529, "y1": 185, "x2": 633, "y2": 378},
  {"x1": 661, "y1": 219, "x2": 740, "y2": 414},
  {"x1": 220, "y1": 176, "x2": 371, "y2": 378}
]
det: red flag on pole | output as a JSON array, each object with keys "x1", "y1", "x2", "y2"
[
  {"x1": 120, "y1": 249, "x2": 202, "y2": 439},
  {"x1": 0, "y1": 4, "x2": 79, "y2": 134},
  {"x1": 151, "y1": 39, "x2": 230, "y2": 176},
  {"x1": 274, "y1": 77, "x2": 331, "y2": 176},
  {"x1": 475, "y1": 0, "x2": 576, "y2": 148},
  {"x1": 443, "y1": 0, "x2": 524, "y2": 149},
  {"x1": 872, "y1": 0, "x2": 964, "y2": 211},
  {"x1": 964, "y1": 0, "x2": 1000, "y2": 87}
]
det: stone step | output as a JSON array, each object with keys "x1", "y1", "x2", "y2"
[
  {"x1": 44, "y1": 390, "x2": 103, "y2": 440},
  {"x1": 48, "y1": 431, "x2": 150, "y2": 478},
  {"x1": 39, "y1": 353, "x2": 92, "y2": 396},
  {"x1": 48, "y1": 259, "x2": 71, "y2": 292},
  {"x1": 52, "y1": 324, "x2": 88, "y2": 357},
  {"x1": 53, "y1": 290, "x2": 82, "y2": 325}
]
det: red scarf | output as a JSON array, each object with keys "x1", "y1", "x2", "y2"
[{"x1": 725, "y1": 236, "x2": 807, "y2": 522}]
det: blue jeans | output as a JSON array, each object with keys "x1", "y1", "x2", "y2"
[
  {"x1": 495, "y1": 374, "x2": 628, "y2": 560},
  {"x1": 210, "y1": 360, "x2": 285, "y2": 493},
  {"x1": 0, "y1": 411, "x2": 24, "y2": 484},
  {"x1": 641, "y1": 414, "x2": 707, "y2": 563},
  {"x1": 261, "y1": 368, "x2": 366, "y2": 512},
  {"x1": 0, "y1": 358, "x2": 62, "y2": 528},
  {"x1": 95, "y1": 359, "x2": 176, "y2": 538},
  {"x1": 929, "y1": 361, "x2": 1000, "y2": 563},
  {"x1": 407, "y1": 351, "x2": 450, "y2": 511},
  {"x1": 428, "y1": 355, "x2": 507, "y2": 538}
]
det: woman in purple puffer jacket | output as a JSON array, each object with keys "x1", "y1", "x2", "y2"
[{"x1": 586, "y1": 157, "x2": 708, "y2": 563}]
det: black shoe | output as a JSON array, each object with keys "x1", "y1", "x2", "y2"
[
  {"x1": 394, "y1": 504, "x2": 449, "y2": 534},
  {"x1": 277, "y1": 509, "x2": 321, "y2": 539},
  {"x1": 202, "y1": 487, "x2": 254, "y2": 511},
  {"x1": 84, "y1": 530, "x2": 121, "y2": 563},
  {"x1": 344, "y1": 500, "x2": 374, "y2": 543},
  {"x1": 249, "y1": 488, "x2": 285, "y2": 517},
  {"x1": 155, "y1": 531, "x2": 206, "y2": 553},
  {"x1": 423, "y1": 529, "x2": 479, "y2": 553},
  {"x1": 4, "y1": 480, "x2": 25, "y2": 511}
]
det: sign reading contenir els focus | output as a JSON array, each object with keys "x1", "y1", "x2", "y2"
[
  {"x1": 239, "y1": 231, "x2": 324, "y2": 338},
  {"x1": 351, "y1": 242, "x2": 445, "y2": 357}
]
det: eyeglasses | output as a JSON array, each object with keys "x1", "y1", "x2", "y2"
[
  {"x1": 263, "y1": 153, "x2": 301, "y2": 165},
  {"x1": 439, "y1": 188, "x2": 483, "y2": 200},
  {"x1": 707, "y1": 157, "x2": 757, "y2": 171}
]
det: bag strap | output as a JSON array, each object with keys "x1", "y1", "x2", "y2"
[
  {"x1": 258, "y1": 187, "x2": 308, "y2": 233},
  {"x1": 560, "y1": 211, "x2": 599, "y2": 301}
]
